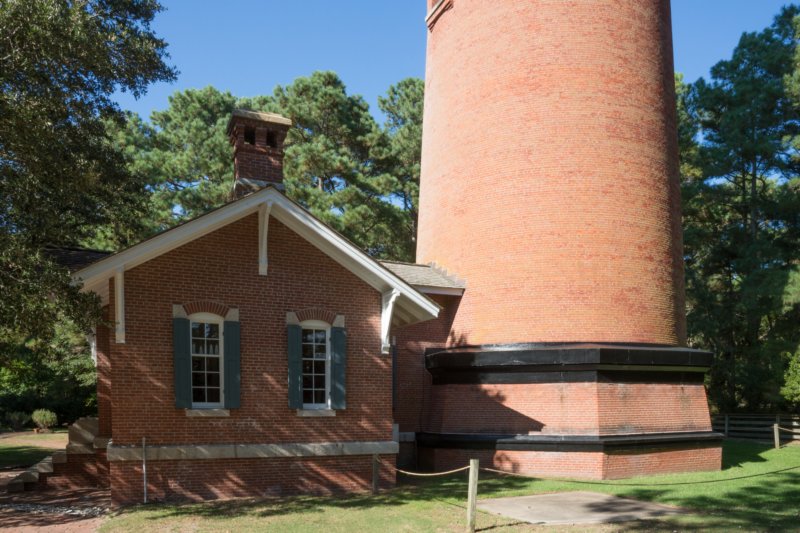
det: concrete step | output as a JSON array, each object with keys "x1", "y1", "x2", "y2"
[{"x1": 52, "y1": 451, "x2": 67, "y2": 464}]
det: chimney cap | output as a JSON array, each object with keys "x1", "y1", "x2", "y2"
[{"x1": 226, "y1": 109, "x2": 292, "y2": 135}]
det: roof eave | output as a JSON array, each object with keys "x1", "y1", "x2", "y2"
[{"x1": 73, "y1": 187, "x2": 439, "y2": 325}]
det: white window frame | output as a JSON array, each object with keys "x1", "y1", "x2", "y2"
[
  {"x1": 189, "y1": 312, "x2": 224, "y2": 409},
  {"x1": 299, "y1": 320, "x2": 331, "y2": 410}
]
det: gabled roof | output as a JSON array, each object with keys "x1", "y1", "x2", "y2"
[
  {"x1": 380, "y1": 260, "x2": 465, "y2": 295},
  {"x1": 73, "y1": 187, "x2": 440, "y2": 328}
]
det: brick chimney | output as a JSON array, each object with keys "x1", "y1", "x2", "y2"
[{"x1": 226, "y1": 109, "x2": 291, "y2": 199}]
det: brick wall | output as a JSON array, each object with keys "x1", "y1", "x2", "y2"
[
  {"x1": 423, "y1": 383, "x2": 600, "y2": 435},
  {"x1": 110, "y1": 454, "x2": 395, "y2": 506},
  {"x1": 597, "y1": 382, "x2": 712, "y2": 434},
  {"x1": 421, "y1": 448, "x2": 605, "y2": 479},
  {"x1": 604, "y1": 444, "x2": 722, "y2": 479},
  {"x1": 420, "y1": 381, "x2": 712, "y2": 436},
  {"x1": 101, "y1": 213, "x2": 394, "y2": 502},
  {"x1": 107, "y1": 213, "x2": 390, "y2": 447},
  {"x1": 421, "y1": 445, "x2": 722, "y2": 480},
  {"x1": 392, "y1": 294, "x2": 458, "y2": 433},
  {"x1": 416, "y1": 0, "x2": 686, "y2": 346}
]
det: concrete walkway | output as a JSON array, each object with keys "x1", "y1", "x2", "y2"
[{"x1": 478, "y1": 491, "x2": 688, "y2": 526}]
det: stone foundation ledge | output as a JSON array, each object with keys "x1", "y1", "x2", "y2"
[{"x1": 107, "y1": 440, "x2": 399, "y2": 462}]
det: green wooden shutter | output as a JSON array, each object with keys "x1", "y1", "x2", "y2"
[
  {"x1": 287, "y1": 324, "x2": 302, "y2": 409},
  {"x1": 330, "y1": 326, "x2": 347, "y2": 410},
  {"x1": 173, "y1": 317, "x2": 192, "y2": 408},
  {"x1": 223, "y1": 321, "x2": 241, "y2": 409}
]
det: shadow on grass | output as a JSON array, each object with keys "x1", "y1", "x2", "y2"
[
  {"x1": 721, "y1": 439, "x2": 772, "y2": 469},
  {"x1": 116, "y1": 441, "x2": 800, "y2": 532},
  {"x1": 0, "y1": 445, "x2": 53, "y2": 468},
  {"x1": 604, "y1": 470, "x2": 800, "y2": 531},
  {"x1": 127, "y1": 471, "x2": 532, "y2": 521}
]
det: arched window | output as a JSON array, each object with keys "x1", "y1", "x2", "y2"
[
  {"x1": 189, "y1": 312, "x2": 224, "y2": 408},
  {"x1": 300, "y1": 320, "x2": 331, "y2": 408}
]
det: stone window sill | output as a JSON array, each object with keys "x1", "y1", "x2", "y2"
[
  {"x1": 296, "y1": 409, "x2": 336, "y2": 417},
  {"x1": 186, "y1": 408, "x2": 230, "y2": 417}
]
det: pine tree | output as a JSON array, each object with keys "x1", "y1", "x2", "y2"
[{"x1": 683, "y1": 6, "x2": 800, "y2": 411}]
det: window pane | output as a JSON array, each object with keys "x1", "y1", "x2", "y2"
[
  {"x1": 191, "y1": 341, "x2": 204, "y2": 355},
  {"x1": 302, "y1": 329, "x2": 314, "y2": 343},
  {"x1": 302, "y1": 376, "x2": 312, "y2": 388},
  {"x1": 192, "y1": 388, "x2": 205, "y2": 403},
  {"x1": 191, "y1": 323, "x2": 203, "y2": 338},
  {"x1": 206, "y1": 323, "x2": 219, "y2": 339},
  {"x1": 303, "y1": 390, "x2": 313, "y2": 404},
  {"x1": 207, "y1": 388, "x2": 220, "y2": 403},
  {"x1": 314, "y1": 375, "x2": 325, "y2": 389},
  {"x1": 191, "y1": 357, "x2": 205, "y2": 371},
  {"x1": 314, "y1": 345, "x2": 326, "y2": 359},
  {"x1": 314, "y1": 330, "x2": 326, "y2": 343},
  {"x1": 314, "y1": 361, "x2": 325, "y2": 374},
  {"x1": 302, "y1": 360, "x2": 312, "y2": 373},
  {"x1": 302, "y1": 344, "x2": 314, "y2": 357},
  {"x1": 206, "y1": 340, "x2": 219, "y2": 355},
  {"x1": 206, "y1": 357, "x2": 219, "y2": 372},
  {"x1": 207, "y1": 373, "x2": 220, "y2": 387},
  {"x1": 314, "y1": 390, "x2": 325, "y2": 404},
  {"x1": 192, "y1": 372, "x2": 205, "y2": 387}
]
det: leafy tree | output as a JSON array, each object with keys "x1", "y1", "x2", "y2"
[
  {"x1": 0, "y1": 320, "x2": 96, "y2": 425},
  {"x1": 682, "y1": 6, "x2": 800, "y2": 412},
  {"x1": 783, "y1": 352, "x2": 800, "y2": 408},
  {"x1": 0, "y1": 0, "x2": 176, "y2": 355}
]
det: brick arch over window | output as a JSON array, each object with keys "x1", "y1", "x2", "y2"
[
  {"x1": 181, "y1": 301, "x2": 230, "y2": 318},
  {"x1": 295, "y1": 308, "x2": 337, "y2": 325}
]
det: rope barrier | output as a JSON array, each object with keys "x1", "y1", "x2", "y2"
[
  {"x1": 480, "y1": 464, "x2": 800, "y2": 486},
  {"x1": 382, "y1": 461, "x2": 471, "y2": 477}
]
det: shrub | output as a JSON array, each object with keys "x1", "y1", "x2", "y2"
[
  {"x1": 31, "y1": 409, "x2": 57, "y2": 430},
  {"x1": 5, "y1": 411, "x2": 31, "y2": 431}
]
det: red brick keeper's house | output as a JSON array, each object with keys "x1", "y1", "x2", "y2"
[{"x1": 10, "y1": 0, "x2": 722, "y2": 506}]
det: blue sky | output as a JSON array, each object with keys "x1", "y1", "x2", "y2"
[{"x1": 115, "y1": 1, "x2": 794, "y2": 122}]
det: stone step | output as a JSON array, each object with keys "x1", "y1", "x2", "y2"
[
  {"x1": 52, "y1": 451, "x2": 67, "y2": 464},
  {"x1": 6, "y1": 479, "x2": 24, "y2": 493},
  {"x1": 68, "y1": 417, "x2": 99, "y2": 445},
  {"x1": 18, "y1": 470, "x2": 39, "y2": 483},
  {"x1": 66, "y1": 443, "x2": 94, "y2": 455},
  {"x1": 34, "y1": 458, "x2": 54, "y2": 474}
]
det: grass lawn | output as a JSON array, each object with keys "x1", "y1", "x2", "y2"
[
  {"x1": 0, "y1": 429, "x2": 68, "y2": 468},
  {"x1": 101, "y1": 440, "x2": 800, "y2": 532}
]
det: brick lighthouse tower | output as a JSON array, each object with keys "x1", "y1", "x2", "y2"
[{"x1": 395, "y1": 0, "x2": 722, "y2": 478}]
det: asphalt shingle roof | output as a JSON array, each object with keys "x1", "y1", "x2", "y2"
[
  {"x1": 380, "y1": 261, "x2": 465, "y2": 290},
  {"x1": 46, "y1": 247, "x2": 112, "y2": 272}
]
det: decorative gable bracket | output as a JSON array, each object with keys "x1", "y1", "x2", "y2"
[
  {"x1": 258, "y1": 201, "x2": 272, "y2": 276},
  {"x1": 381, "y1": 289, "x2": 401, "y2": 354}
]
